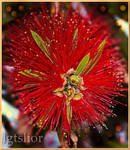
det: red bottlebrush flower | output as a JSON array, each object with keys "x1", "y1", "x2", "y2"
[{"x1": 4, "y1": 3, "x2": 127, "y2": 139}]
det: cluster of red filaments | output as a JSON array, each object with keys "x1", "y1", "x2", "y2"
[{"x1": 3, "y1": 3, "x2": 126, "y2": 139}]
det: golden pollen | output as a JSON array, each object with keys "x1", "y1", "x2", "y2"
[{"x1": 54, "y1": 68, "x2": 86, "y2": 104}]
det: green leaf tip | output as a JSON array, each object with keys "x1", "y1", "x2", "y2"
[
  {"x1": 75, "y1": 52, "x2": 90, "y2": 76},
  {"x1": 98, "y1": 40, "x2": 106, "y2": 52},
  {"x1": 19, "y1": 70, "x2": 41, "y2": 77},
  {"x1": 73, "y1": 28, "x2": 78, "y2": 40},
  {"x1": 30, "y1": 30, "x2": 53, "y2": 63},
  {"x1": 67, "y1": 103, "x2": 72, "y2": 124},
  {"x1": 85, "y1": 40, "x2": 106, "y2": 75}
]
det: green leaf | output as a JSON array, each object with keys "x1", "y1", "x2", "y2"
[
  {"x1": 46, "y1": 37, "x2": 57, "y2": 61},
  {"x1": 85, "y1": 53, "x2": 102, "y2": 75},
  {"x1": 73, "y1": 28, "x2": 78, "y2": 41},
  {"x1": 36, "y1": 116, "x2": 44, "y2": 128},
  {"x1": 19, "y1": 71, "x2": 29, "y2": 77},
  {"x1": 67, "y1": 103, "x2": 72, "y2": 124},
  {"x1": 30, "y1": 30, "x2": 53, "y2": 63},
  {"x1": 81, "y1": 59, "x2": 92, "y2": 75},
  {"x1": 75, "y1": 53, "x2": 90, "y2": 76},
  {"x1": 72, "y1": 28, "x2": 78, "y2": 50},
  {"x1": 25, "y1": 70, "x2": 40, "y2": 77},
  {"x1": 99, "y1": 40, "x2": 106, "y2": 52},
  {"x1": 93, "y1": 40, "x2": 106, "y2": 61},
  {"x1": 19, "y1": 70, "x2": 41, "y2": 77},
  {"x1": 25, "y1": 83, "x2": 36, "y2": 87},
  {"x1": 85, "y1": 40, "x2": 106, "y2": 75}
]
